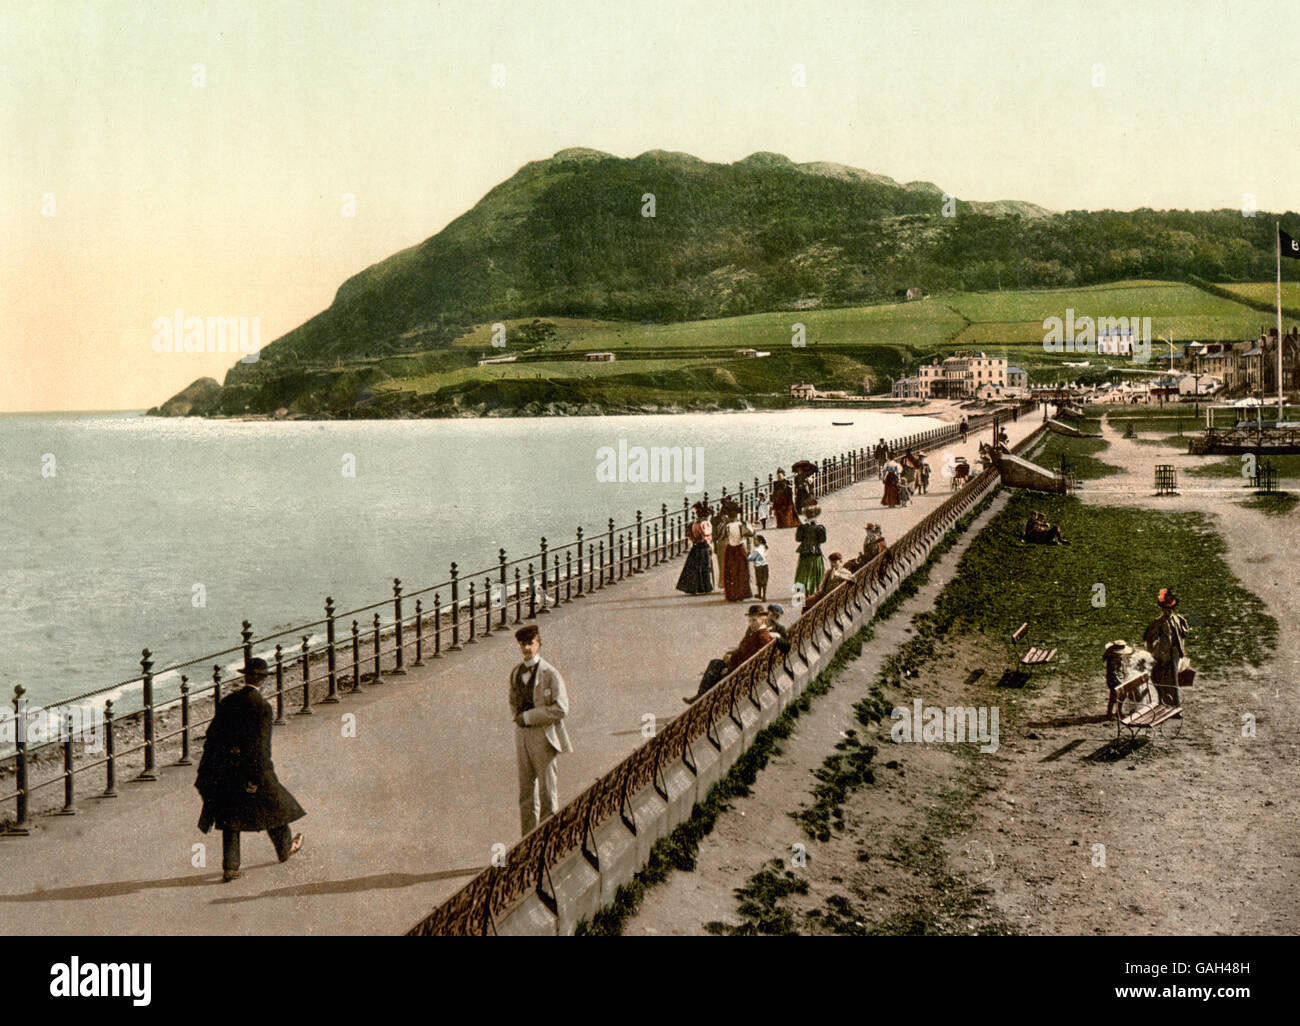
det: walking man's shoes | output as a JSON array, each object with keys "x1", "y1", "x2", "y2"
[{"x1": 282, "y1": 833, "x2": 304, "y2": 862}]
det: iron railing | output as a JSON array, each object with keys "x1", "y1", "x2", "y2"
[
  {"x1": 406, "y1": 418, "x2": 1045, "y2": 935},
  {"x1": 1, "y1": 404, "x2": 1033, "y2": 834}
]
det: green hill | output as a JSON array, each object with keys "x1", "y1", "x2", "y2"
[{"x1": 150, "y1": 147, "x2": 1299, "y2": 417}]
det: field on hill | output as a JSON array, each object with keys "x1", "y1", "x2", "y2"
[
  {"x1": 382, "y1": 279, "x2": 1276, "y2": 403},
  {"x1": 1213, "y1": 281, "x2": 1300, "y2": 313},
  {"x1": 448, "y1": 302, "x2": 967, "y2": 355},
  {"x1": 176, "y1": 277, "x2": 1287, "y2": 417}
]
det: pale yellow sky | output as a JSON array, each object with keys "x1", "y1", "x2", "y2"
[{"x1": 3, "y1": 0, "x2": 1297, "y2": 412}]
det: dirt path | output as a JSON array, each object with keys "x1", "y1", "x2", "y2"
[{"x1": 625, "y1": 417, "x2": 1300, "y2": 936}]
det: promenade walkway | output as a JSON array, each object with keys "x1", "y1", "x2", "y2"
[{"x1": 0, "y1": 414, "x2": 1044, "y2": 935}]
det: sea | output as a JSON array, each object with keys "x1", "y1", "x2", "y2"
[{"x1": 1, "y1": 408, "x2": 945, "y2": 718}]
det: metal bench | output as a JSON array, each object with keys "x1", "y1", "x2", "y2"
[
  {"x1": 1010, "y1": 622, "x2": 1056, "y2": 671},
  {"x1": 1114, "y1": 672, "x2": 1182, "y2": 740}
]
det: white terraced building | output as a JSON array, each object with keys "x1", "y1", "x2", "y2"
[{"x1": 904, "y1": 352, "x2": 1008, "y2": 399}]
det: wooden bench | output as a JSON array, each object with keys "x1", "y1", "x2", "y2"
[
  {"x1": 1114, "y1": 672, "x2": 1182, "y2": 740},
  {"x1": 1009, "y1": 622, "x2": 1056, "y2": 671}
]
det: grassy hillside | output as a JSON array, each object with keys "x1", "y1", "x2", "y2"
[{"x1": 146, "y1": 146, "x2": 1300, "y2": 416}]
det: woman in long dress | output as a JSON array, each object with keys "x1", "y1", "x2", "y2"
[
  {"x1": 676, "y1": 503, "x2": 715, "y2": 594},
  {"x1": 794, "y1": 470, "x2": 817, "y2": 514},
  {"x1": 771, "y1": 470, "x2": 799, "y2": 528},
  {"x1": 881, "y1": 455, "x2": 902, "y2": 508},
  {"x1": 793, "y1": 505, "x2": 826, "y2": 600},
  {"x1": 720, "y1": 512, "x2": 754, "y2": 602}
]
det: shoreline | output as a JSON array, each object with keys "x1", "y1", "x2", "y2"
[{"x1": 150, "y1": 398, "x2": 990, "y2": 424}]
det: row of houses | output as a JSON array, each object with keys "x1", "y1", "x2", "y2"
[{"x1": 1187, "y1": 327, "x2": 1300, "y2": 396}]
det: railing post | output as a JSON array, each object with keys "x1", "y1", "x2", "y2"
[
  {"x1": 296, "y1": 636, "x2": 312, "y2": 716},
  {"x1": 466, "y1": 583, "x2": 478, "y2": 643},
  {"x1": 273, "y1": 647, "x2": 286, "y2": 725},
  {"x1": 413, "y1": 599, "x2": 425, "y2": 667},
  {"x1": 102, "y1": 698, "x2": 118, "y2": 798},
  {"x1": 433, "y1": 594, "x2": 443, "y2": 657},
  {"x1": 575, "y1": 529, "x2": 585, "y2": 598},
  {"x1": 450, "y1": 563, "x2": 463, "y2": 649},
  {"x1": 681, "y1": 497, "x2": 690, "y2": 555},
  {"x1": 351, "y1": 620, "x2": 363, "y2": 692},
  {"x1": 597, "y1": 541, "x2": 605, "y2": 589},
  {"x1": 212, "y1": 663, "x2": 222, "y2": 707},
  {"x1": 538, "y1": 540, "x2": 551, "y2": 614},
  {"x1": 322, "y1": 598, "x2": 340, "y2": 703},
  {"x1": 618, "y1": 533, "x2": 625, "y2": 580},
  {"x1": 178, "y1": 675, "x2": 193, "y2": 765},
  {"x1": 513, "y1": 570, "x2": 522, "y2": 622},
  {"x1": 483, "y1": 574, "x2": 494, "y2": 634},
  {"x1": 392, "y1": 579, "x2": 406, "y2": 674},
  {"x1": 373, "y1": 612, "x2": 384, "y2": 677},
  {"x1": 499, "y1": 550, "x2": 509, "y2": 626},
  {"x1": 138, "y1": 648, "x2": 157, "y2": 781},
  {"x1": 10, "y1": 686, "x2": 30, "y2": 833},
  {"x1": 57, "y1": 712, "x2": 75, "y2": 816},
  {"x1": 607, "y1": 518, "x2": 615, "y2": 582}
]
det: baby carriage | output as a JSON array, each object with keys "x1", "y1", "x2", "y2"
[{"x1": 951, "y1": 457, "x2": 971, "y2": 490}]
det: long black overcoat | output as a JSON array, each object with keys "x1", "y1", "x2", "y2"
[{"x1": 196, "y1": 686, "x2": 306, "y2": 833}]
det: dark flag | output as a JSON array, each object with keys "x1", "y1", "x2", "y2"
[{"x1": 1282, "y1": 227, "x2": 1300, "y2": 259}]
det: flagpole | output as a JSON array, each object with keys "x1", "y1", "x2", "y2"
[{"x1": 1277, "y1": 221, "x2": 1285, "y2": 423}]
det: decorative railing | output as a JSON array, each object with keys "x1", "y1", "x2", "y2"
[
  {"x1": 1, "y1": 405, "x2": 1033, "y2": 835},
  {"x1": 406, "y1": 416, "x2": 1045, "y2": 935}
]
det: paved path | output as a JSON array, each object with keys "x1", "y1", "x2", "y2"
[{"x1": 0, "y1": 414, "x2": 1044, "y2": 935}]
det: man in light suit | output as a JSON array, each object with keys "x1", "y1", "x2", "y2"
[{"x1": 510, "y1": 625, "x2": 573, "y2": 835}]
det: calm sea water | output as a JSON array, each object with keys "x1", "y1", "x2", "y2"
[{"x1": 1, "y1": 408, "x2": 943, "y2": 710}]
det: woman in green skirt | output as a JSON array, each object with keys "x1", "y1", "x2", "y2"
[{"x1": 794, "y1": 505, "x2": 826, "y2": 602}]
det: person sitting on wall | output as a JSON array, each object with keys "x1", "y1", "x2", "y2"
[
  {"x1": 807, "y1": 552, "x2": 855, "y2": 610},
  {"x1": 684, "y1": 605, "x2": 773, "y2": 704}
]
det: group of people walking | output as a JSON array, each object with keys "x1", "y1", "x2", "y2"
[
  {"x1": 878, "y1": 444, "x2": 930, "y2": 509},
  {"x1": 676, "y1": 463, "x2": 823, "y2": 604},
  {"x1": 676, "y1": 498, "x2": 771, "y2": 602},
  {"x1": 196, "y1": 433, "x2": 961, "y2": 874}
]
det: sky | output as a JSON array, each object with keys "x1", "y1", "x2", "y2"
[{"x1": 3, "y1": 0, "x2": 1298, "y2": 412}]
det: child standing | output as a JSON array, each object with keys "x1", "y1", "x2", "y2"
[
  {"x1": 748, "y1": 535, "x2": 770, "y2": 600},
  {"x1": 755, "y1": 493, "x2": 772, "y2": 529},
  {"x1": 1103, "y1": 640, "x2": 1132, "y2": 720}
]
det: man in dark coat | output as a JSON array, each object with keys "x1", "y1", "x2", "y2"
[{"x1": 196, "y1": 658, "x2": 305, "y2": 881}]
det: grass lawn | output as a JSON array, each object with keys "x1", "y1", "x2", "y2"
[
  {"x1": 1025, "y1": 423, "x2": 1120, "y2": 481},
  {"x1": 936, "y1": 492, "x2": 1276, "y2": 681},
  {"x1": 1239, "y1": 492, "x2": 1299, "y2": 516},
  {"x1": 1189, "y1": 453, "x2": 1300, "y2": 479}
]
